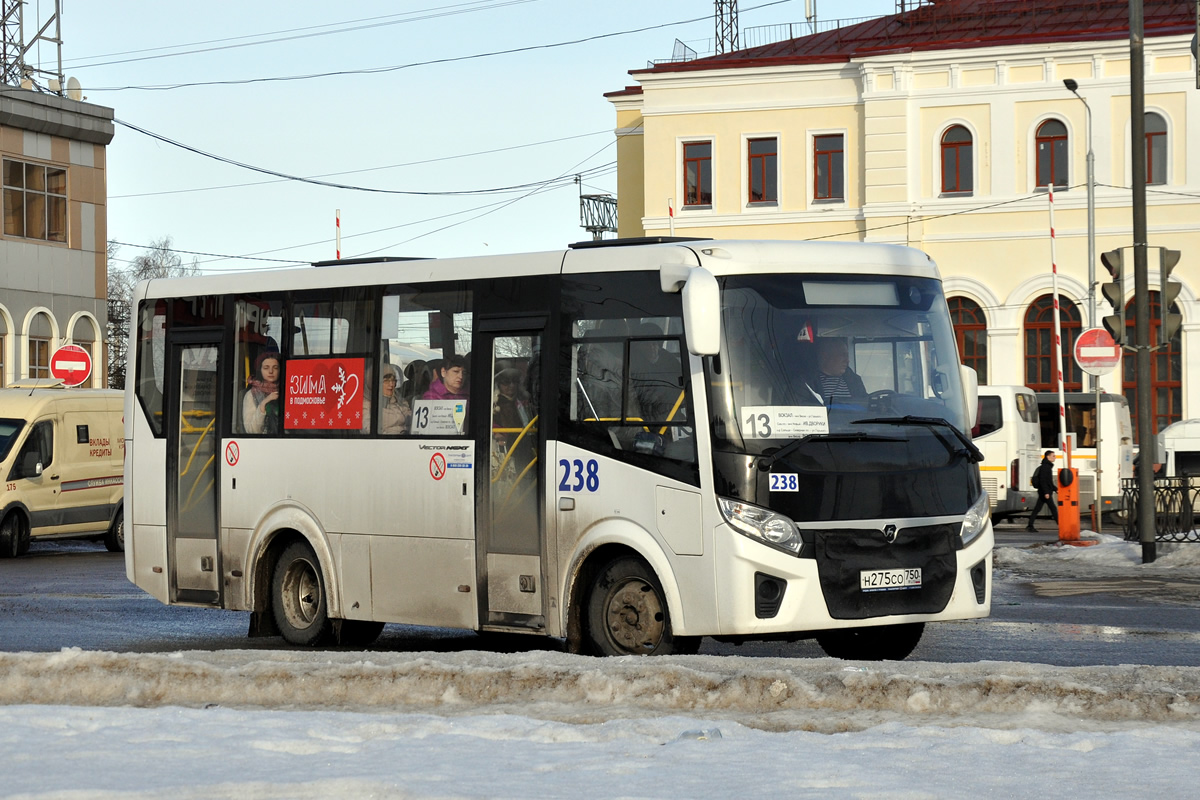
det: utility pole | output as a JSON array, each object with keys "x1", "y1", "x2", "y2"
[
  {"x1": 1130, "y1": 0, "x2": 1156, "y2": 564},
  {"x1": 715, "y1": 1, "x2": 739, "y2": 55}
]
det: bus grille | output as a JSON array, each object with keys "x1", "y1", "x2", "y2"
[{"x1": 813, "y1": 524, "x2": 958, "y2": 620}]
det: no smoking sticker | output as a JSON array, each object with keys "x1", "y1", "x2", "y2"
[
  {"x1": 429, "y1": 452, "x2": 447, "y2": 480},
  {"x1": 225, "y1": 441, "x2": 240, "y2": 467}
]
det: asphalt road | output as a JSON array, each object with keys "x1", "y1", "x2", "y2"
[{"x1": 1, "y1": 526, "x2": 1198, "y2": 666}]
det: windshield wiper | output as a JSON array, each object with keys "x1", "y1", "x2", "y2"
[
  {"x1": 851, "y1": 415, "x2": 984, "y2": 463},
  {"x1": 757, "y1": 431, "x2": 905, "y2": 470}
]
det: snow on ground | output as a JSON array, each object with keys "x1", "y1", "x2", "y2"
[{"x1": 3, "y1": 533, "x2": 1200, "y2": 798}]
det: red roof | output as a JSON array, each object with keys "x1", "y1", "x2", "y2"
[{"x1": 636, "y1": 0, "x2": 1196, "y2": 74}]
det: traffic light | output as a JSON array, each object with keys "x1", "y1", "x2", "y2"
[
  {"x1": 1100, "y1": 248, "x2": 1126, "y2": 345},
  {"x1": 1159, "y1": 247, "x2": 1182, "y2": 345}
]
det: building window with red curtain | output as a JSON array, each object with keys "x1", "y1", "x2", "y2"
[
  {"x1": 1122, "y1": 291, "x2": 1181, "y2": 441},
  {"x1": 948, "y1": 297, "x2": 987, "y2": 382},
  {"x1": 682, "y1": 141, "x2": 712, "y2": 207},
  {"x1": 1145, "y1": 112, "x2": 1167, "y2": 186},
  {"x1": 1035, "y1": 119, "x2": 1069, "y2": 189},
  {"x1": 747, "y1": 137, "x2": 777, "y2": 204},
  {"x1": 1024, "y1": 295, "x2": 1082, "y2": 391},
  {"x1": 941, "y1": 126, "x2": 973, "y2": 194}
]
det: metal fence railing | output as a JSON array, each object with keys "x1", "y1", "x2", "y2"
[{"x1": 1120, "y1": 477, "x2": 1200, "y2": 543}]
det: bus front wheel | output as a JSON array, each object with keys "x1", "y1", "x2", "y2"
[
  {"x1": 0, "y1": 514, "x2": 29, "y2": 558},
  {"x1": 815, "y1": 622, "x2": 924, "y2": 661},
  {"x1": 272, "y1": 541, "x2": 333, "y2": 646},
  {"x1": 584, "y1": 556, "x2": 700, "y2": 656}
]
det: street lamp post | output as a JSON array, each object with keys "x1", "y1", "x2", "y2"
[{"x1": 1063, "y1": 79, "x2": 1097, "y2": 337}]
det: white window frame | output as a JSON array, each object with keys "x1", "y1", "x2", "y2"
[
  {"x1": 741, "y1": 132, "x2": 781, "y2": 210},
  {"x1": 676, "y1": 136, "x2": 716, "y2": 213},
  {"x1": 934, "y1": 120, "x2": 978, "y2": 198},
  {"x1": 1123, "y1": 108, "x2": 1172, "y2": 187},
  {"x1": 1027, "y1": 114, "x2": 1073, "y2": 193},
  {"x1": 807, "y1": 127, "x2": 848, "y2": 206}
]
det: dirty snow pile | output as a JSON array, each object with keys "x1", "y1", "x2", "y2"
[
  {"x1": 2, "y1": 648, "x2": 1200, "y2": 798},
  {"x1": 995, "y1": 530, "x2": 1200, "y2": 581}
]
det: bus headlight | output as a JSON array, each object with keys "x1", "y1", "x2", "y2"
[
  {"x1": 718, "y1": 497, "x2": 802, "y2": 555},
  {"x1": 960, "y1": 490, "x2": 990, "y2": 547}
]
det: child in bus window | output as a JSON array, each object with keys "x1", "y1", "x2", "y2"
[{"x1": 244, "y1": 352, "x2": 281, "y2": 434}]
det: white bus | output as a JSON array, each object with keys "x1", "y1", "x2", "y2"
[
  {"x1": 1034, "y1": 392, "x2": 1134, "y2": 521},
  {"x1": 124, "y1": 239, "x2": 992, "y2": 660},
  {"x1": 973, "y1": 386, "x2": 1041, "y2": 523}
]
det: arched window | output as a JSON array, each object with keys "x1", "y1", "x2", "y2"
[
  {"x1": 1024, "y1": 295, "x2": 1081, "y2": 391},
  {"x1": 1035, "y1": 119, "x2": 1068, "y2": 188},
  {"x1": 1145, "y1": 112, "x2": 1167, "y2": 186},
  {"x1": 948, "y1": 297, "x2": 987, "y2": 383},
  {"x1": 941, "y1": 125, "x2": 973, "y2": 194},
  {"x1": 1122, "y1": 291, "x2": 1182, "y2": 441}
]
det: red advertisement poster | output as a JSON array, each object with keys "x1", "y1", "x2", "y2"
[{"x1": 284, "y1": 357, "x2": 365, "y2": 430}]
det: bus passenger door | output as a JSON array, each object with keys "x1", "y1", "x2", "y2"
[
  {"x1": 475, "y1": 325, "x2": 546, "y2": 631},
  {"x1": 165, "y1": 335, "x2": 223, "y2": 606}
]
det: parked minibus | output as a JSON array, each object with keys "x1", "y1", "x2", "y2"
[
  {"x1": 1034, "y1": 392, "x2": 1133, "y2": 521},
  {"x1": 0, "y1": 382, "x2": 125, "y2": 557},
  {"x1": 973, "y1": 386, "x2": 1040, "y2": 522}
]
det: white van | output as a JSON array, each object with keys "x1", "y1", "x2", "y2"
[
  {"x1": 974, "y1": 386, "x2": 1041, "y2": 522},
  {"x1": 1035, "y1": 392, "x2": 1133, "y2": 521},
  {"x1": 0, "y1": 382, "x2": 125, "y2": 557},
  {"x1": 1157, "y1": 418, "x2": 1200, "y2": 477}
]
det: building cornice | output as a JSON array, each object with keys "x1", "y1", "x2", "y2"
[{"x1": 0, "y1": 88, "x2": 115, "y2": 146}]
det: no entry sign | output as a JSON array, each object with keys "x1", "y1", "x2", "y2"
[
  {"x1": 1074, "y1": 328, "x2": 1121, "y2": 376},
  {"x1": 49, "y1": 345, "x2": 92, "y2": 387}
]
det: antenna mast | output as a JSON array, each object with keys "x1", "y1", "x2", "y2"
[
  {"x1": 0, "y1": 0, "x2": 64, "y2": 93},
  {"x1": 576, "y1": 175, "x2": 617, "y2": 241},
  {"x1": 715, "y1": 0, "x2": 739, "y2": 55}
]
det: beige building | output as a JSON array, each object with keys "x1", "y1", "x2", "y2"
[
  {"x1": 0, "y1": 88, "x2": 114, "y2": 387},
  {"x1": 608, "y1": 0, "x2": 1199, "y2": 437}
]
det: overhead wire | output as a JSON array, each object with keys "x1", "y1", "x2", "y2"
[{"x1": 82, "y1": 1, "x2": 792, "y2": 92}]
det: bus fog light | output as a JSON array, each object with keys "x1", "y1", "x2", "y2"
[
  {"x1": 961, "y1": 490, "x2": 990, "y2": 546},
  {"x1": 718, "y1": 497, "x2": 802, "y2": 555}
]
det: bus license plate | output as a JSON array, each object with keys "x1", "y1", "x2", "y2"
[{"x1": 860, "y1": 568, "x2": 922, "y2": 592}]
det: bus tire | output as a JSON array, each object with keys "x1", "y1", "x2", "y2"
[
  {"x1": 272, "y1": 541, "x2": 333, "y2": 646},
  {"x1": 815, "y1": 622, "x2": 924, "y2": 661},
  {"x1": 335, "y1": 620, "x2": 385, "y2": 648},
  {"x1": 104, "y1": 508, "x2": 124, "y2": 553},
  {"x1": 584, "y1": 556, "x2": 700, "y2": 656}
]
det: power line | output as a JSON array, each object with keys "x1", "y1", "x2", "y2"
[
  {"x1": 114, "y1": 117, "x2": 612, "y2": 196},
  {"x1": 83, "y1": 1, "x2": 791, "y2": 92},
  {"x1": 67, "y1": 1, "x2": 538, "y2": 70},
  {"x1": 109, "y1": 129, "x2": 612, "y2": 200}
]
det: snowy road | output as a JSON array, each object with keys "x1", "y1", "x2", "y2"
[{"x1": 2, "y1": 531, "x2": 1199, "y2": 797}]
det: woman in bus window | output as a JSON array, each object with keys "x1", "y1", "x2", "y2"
[
  {"x1": 379, "y1": 363, "x2": 412, "y2": 434},
  {"x1": 244, "y1": 352, "x2": 282, "y2": 434},
  {"x1": 423, "y1": 354, "x2": 468, "y2": 400}
]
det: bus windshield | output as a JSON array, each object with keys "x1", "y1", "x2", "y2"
[
  {"x1": 0, "y1": 418, "x2": 24, "y2": 462},
  {"x1": 708, "y1": 274, "x2": 969, "y2": 458}
]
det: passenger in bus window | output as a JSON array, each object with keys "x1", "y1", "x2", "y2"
[
  {"x1": 493, "y1": 367, "x2": 530, "y2": 436},
  {"x1": 244, "y1": 352, "x2": 281, "y2": 434},
  {"x1": 813, "y1": 337, "x2": 866, "y2": 404},
  {"x1": 379, "y1": 363, "x2": 412, "y2": 435},
  {"x1": 423, "y1": 354, "x2": 468, "y2": 400}
]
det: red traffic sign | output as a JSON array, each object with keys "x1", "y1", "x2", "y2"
[
  {"x1": 1074, "y1": 328, "x2": 1121, "y2": 376},
  {"x1": 49, "y1": 345, "x2": 93, "y2": 387}
]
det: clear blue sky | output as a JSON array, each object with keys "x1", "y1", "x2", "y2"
[{"x1": 56, "y1": 1, "x2": 897, "y2": 272}]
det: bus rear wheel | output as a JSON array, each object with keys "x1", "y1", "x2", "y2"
[
  {"x1": 584, "y1": 556, "x2": 700, "y2": 656},
  {"x1": 815, "y1": 622, "x2": 924, "y2": 661},
  {"x1": 272, "y1": 541, "x2": 333, "y2": 646}
]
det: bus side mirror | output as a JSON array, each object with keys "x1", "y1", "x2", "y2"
[
  {"x1": 21, "y1": 452, "x2": 42, "y2": 478},
  {"x1": 961, "y1": 365, "x2": 979, "y2": 431},
  {"x1": 661, "y1": 264, "x2": 720, "y2": 356}
]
